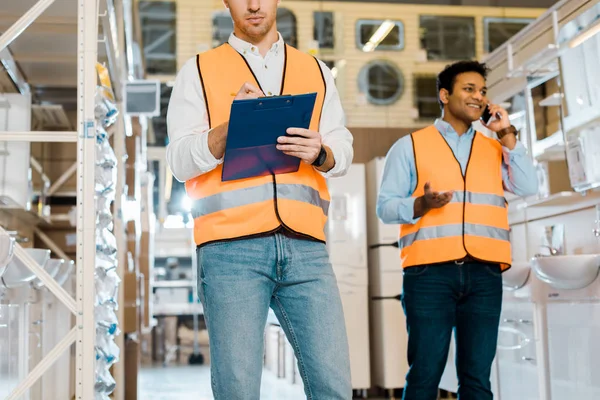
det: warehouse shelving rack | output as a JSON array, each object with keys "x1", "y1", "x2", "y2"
[{"x1": 0, "y1": 0, "x2": 129, "y2": 398}]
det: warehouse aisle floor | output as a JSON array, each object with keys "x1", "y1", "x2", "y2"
[{"x1": 139, "y1": 364, "x2": 306, "y2": 399}]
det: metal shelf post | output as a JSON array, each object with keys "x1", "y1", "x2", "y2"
[{"x1": 75, "y1": 0, "x2": 98, "y2": 397}]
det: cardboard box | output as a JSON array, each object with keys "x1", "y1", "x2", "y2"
[
  {"x1": 36, "y1": 228, "x2": 78, "y2": 254},
  {"x1": 142, "y1": 277, "x2": 151, "y2": 329},
  {"x1": 123, "y1": 304, "x2": 139, "y2": 334},
  {"x1": 30, "y1": 143, "x2": 78, "y2": 194},
  {"x1": 546, "y1": 120, "x2": 561, "y2": 136},
  {"x1": 536, "y1": 160, "x2": 572, "y2": 197},
  {"x1": 125, "y1": 337, "x2": 140, "y2": 400},
  {"x1": 545, "y1": 76, "x2": 560, "y2": 94},
  {"x1": 123, "y1": 271, "x2": 139, "y2": 305}
]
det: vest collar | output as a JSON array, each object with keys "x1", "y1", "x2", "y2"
[{"x1": 434, "y1": 118, "x2": 475, "y2": 139}]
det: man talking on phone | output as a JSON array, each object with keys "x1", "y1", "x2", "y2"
[{"x1": 377, "y1": 61, "x2": 538, "y2": 400}]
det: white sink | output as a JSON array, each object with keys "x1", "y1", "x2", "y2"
[
  {"x1": 55, "y1": 260, "x2": 74, "y2": 286},
  {"x1": 503, "y1": 261, "x2": 531, "y2": 290},
  {"x1": 531, "y1": 254, "x2": 600, "y2": 290},
  {"x1": 0, "y1": 234, "x2": 15, "y2": 278},
  {"x1": 32, "y1": 259, "x2": 65, "y2": 290},
  {"x1": 1, "y1": 248, "x2": 51, "y2": 289}
]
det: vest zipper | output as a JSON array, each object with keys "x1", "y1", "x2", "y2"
[
  {"x1": 460, "y1": 134, "x2": 476, "y2": 259},
  {"x1": 439, "y1": 130, "x2": 475, "y2": 260}
]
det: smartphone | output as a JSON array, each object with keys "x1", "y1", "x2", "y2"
[
  {"x1": 481, "y1": 105, "x2": 493, "y2": 124},
  {"x1": 481, "y1": 104, "x2": 500, "y2": 125}
]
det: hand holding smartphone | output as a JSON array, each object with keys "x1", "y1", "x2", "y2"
[{"x1": 481, "y1": 104, "x2": 500, "y2": 125}]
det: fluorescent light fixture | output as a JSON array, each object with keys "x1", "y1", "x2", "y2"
[
  {"x1": 362, "y1": 20, "x2": 395, "y2": 52},
  {"x1": 569, "y1": 20, "x2": 600, "y2": 48}
]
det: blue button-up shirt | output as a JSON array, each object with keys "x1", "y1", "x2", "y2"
[{"x1": 376, "y1": 119, "x2": 539, "y2": 225}]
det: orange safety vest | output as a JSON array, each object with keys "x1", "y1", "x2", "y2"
[
  {"x1": 185, "y1": 43, "x2": 330, "y2": 247},
  {"x1": 399, "y1": 125, "x2": 511, "y2": 270}
]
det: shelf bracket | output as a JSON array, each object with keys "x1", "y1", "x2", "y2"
[
  {"x1": 47, "y1": 162, "x2": 77, "y2": 196},
  {"x1": 0, "y1": 0, "x2": 57, "y2": 52},
  {"x1": 5, "y1": 327, "x2": 77, "y2": 400}
]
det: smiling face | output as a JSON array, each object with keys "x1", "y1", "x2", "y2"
[
  {"x1": 224, "y1": 0, "x2": 279, "y2": 43},
  {"x1": 440, "y1": 71, "x2": 488, "y2": 124}
]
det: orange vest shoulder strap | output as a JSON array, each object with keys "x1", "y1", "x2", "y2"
[
  {"x1": 197, "y1": 44, "x2": 260, "y2": 128},
  {"x1": 281, "y1": 45, "x2": 326, "y2": 129}
]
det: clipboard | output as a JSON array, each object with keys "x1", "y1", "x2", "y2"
[{"x1": 222, "y1": 92, "x2": 317, "y2": 182}]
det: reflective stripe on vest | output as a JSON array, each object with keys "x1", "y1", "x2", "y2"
[
  {"x1": 450, "y1": 191, "x2": 505, "y2": 208},
  {"x1": 191, "y1": 183, "x2": 330, "y2": 218},
  {"x1": 400, "y1": 223, "x2": 510, "y2": 248},
  {"x1": 185, "y1": 44, "x2": 330, "y2": 246},
  {"x1": 399, "y1": 125, "x2": 511, "y2": 269}
]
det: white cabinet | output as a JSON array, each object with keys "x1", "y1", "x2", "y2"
[
  {"x1": 369, "y1": 295, "x2": 409, "y2": 389},
  {"x1": 339, "y1": 284, "x2": 371, "y2": 390},
  {"x1": 326, "y1": 164, "x2": 367, "y2": 268},
  {"x1": 366, "y1": 157, "x2": 399, "y2": 246},
  {"x1": 547, "y1": 302, "x2": 600, "y2": 399},
  {"x1": 495, "y1": 302, "x2": 540, "y2": 400},
  {"x1": 366, "y1": 157, "x2": 408, "y2": 390},
  {"x1": 327, "y1": 163, "x2": 371, "y2": 390}
]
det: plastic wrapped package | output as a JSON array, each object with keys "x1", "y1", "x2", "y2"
[
  {"x1": 94, "y1": 88, "x2": 119, "y2": 129},
  {"x1": 96, "y1": 228, "x2": 117, "y2": 264},
  {"x1": 97, "y1": 210, "x2": 114, "y2": 232},
  {"x1": 95, "y1": 256, "x2": 115, "y2": 273},
  {"x1": 94, "y1": 359, "x2": 116, "y2": 394},
  {"x1": 95, "y1": 334, "x2": 120, "y2": 366},
  {"x1": 95, "y1": 132, "x2": 117, "y2": 169},
  {"x1": 95, "y1": 130, "x2": 117, "y2": 196},
  {"x1": 94, "y1": 82, "x2": 119, "y2": 395},
  {"x1": 95, "y1": 267, "x2": 120, "y2": 308},
  {"x1": 96, "y1": 195, "x2": 112, "y2": 215},
  {"x1": 96, "y1": 196, "x2": 113, "y2": 229},
  {"x1": 95, "y1": 304, "x2": 119, "y2": 335},
  {"x1": 95, "y1": 166, "x2": 117, "y2": 197}
]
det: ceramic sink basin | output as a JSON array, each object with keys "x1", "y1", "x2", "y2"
[
  {"x1": 32, "y1": 259, "x2": 65, "y2": 290},
  {"x1": 55, "y1": 260, "x2": 75, "y2": 286},
  {"x1": 503, "y1": 261, "x2": 531, "y2": 290},
  {"x1": 531, "y1": 254, "x2": 600, "y2": 290},
  {"x1": 1, "y1": 248, "x2": 51, "y2": 289},
  {"x1": 0, "y1": 234, "x2": 15, "y2": 279}
]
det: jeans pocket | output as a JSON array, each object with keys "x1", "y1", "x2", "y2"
[
  {"x1": 196, "y1": 247, "x2": 206, "y2": 281},
  {"x1": 484, "y1": 264, "x2": 503, "y2": 277},
  {"x1": 403, "y1": 265, "x2": 429, "y2": 277}
]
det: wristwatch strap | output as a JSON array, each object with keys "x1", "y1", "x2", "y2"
[
  {"x1": 312, "y1": 146, "x2": 327, "y2": 167},
  {"x1": 497, "y1": 125, "x2": 518, "y2": 139}
]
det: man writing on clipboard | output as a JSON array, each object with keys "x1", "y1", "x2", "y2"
[{"x1": 166, "y1": 0, "x2": 354, "y2": 398}]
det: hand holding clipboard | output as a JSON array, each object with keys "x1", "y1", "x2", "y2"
[
  {"x1": 276, "y1": 127, "x2": 322, "y2": 166},
  {"x1": 221, "y1": 91, "x2": 318, "y2": 182}
]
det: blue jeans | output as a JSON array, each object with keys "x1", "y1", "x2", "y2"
[
  {"x1": 401, "y1": 262, "x2": 503, "y2": 400},
  {"x1": 197, "y1": 233, "x2": 352, "y2": 400}
]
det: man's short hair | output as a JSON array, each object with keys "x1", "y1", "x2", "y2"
[{"x1": 436, "y1": 61, "x2": 490, "y2": 108}]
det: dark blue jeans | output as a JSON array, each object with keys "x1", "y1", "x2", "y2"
[{"x1": 401, "y1": 262, "x2": 503, "y2": 400}]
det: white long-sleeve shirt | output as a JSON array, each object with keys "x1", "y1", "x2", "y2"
[{"x1": 166, "y1": 33, "x2": 354, "y2": 182}]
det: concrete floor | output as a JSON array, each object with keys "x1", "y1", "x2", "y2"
[
  {"x1": 139, "y1": 364, "x2": 306, "y2": 400},
  {"x1": 138, "y1": 364, "x2": 456, "y2": 400}
]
